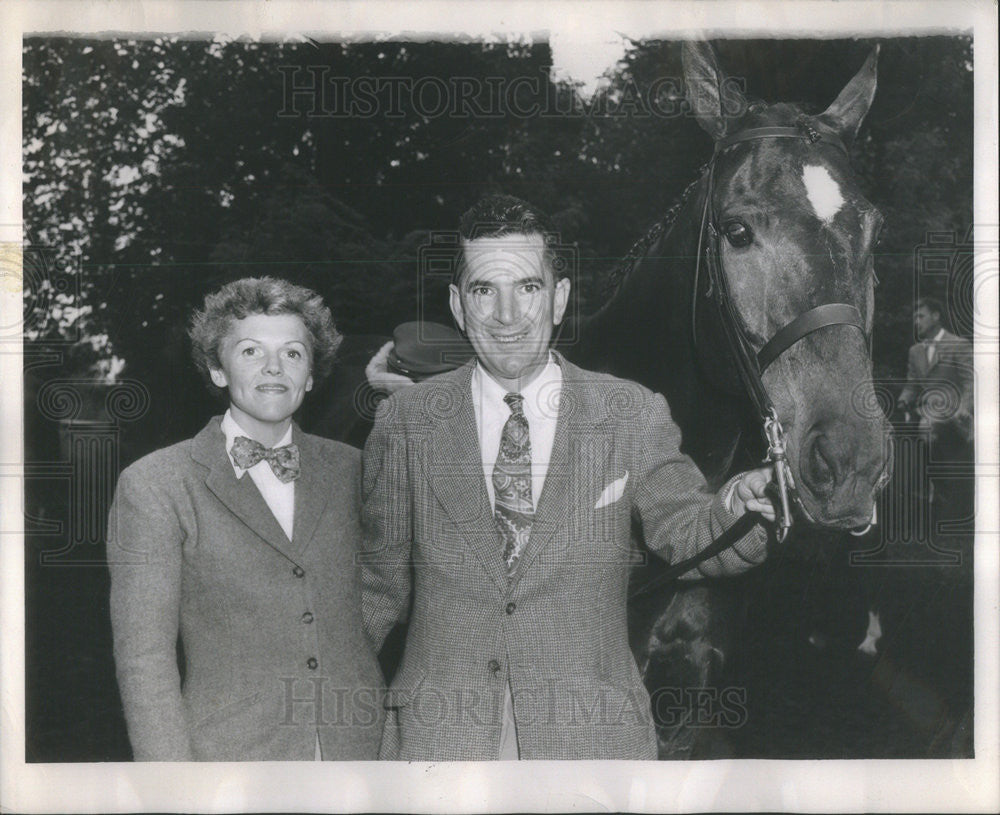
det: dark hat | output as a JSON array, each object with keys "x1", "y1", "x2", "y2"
[{"x1": 386, "y1": 321, "x2": 474, "y2": 380}]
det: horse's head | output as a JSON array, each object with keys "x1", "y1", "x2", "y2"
[{"x1": 683, "y1": 41, "x2": 891, "y2": 530}]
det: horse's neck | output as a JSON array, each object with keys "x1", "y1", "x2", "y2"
[{"x1": 566, "y1": 189, "x2": 749, "y2": 488}]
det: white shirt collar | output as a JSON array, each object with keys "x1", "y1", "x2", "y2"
[
  {"x1": 928, "y1": 328, "x2": 945, "y2": 343},
  {"x1": 470, "y1": 352, "x2": 562, "y2": 420},
  {"x1": 220, "y1": 410, "x2": 293, "y2": 479}
]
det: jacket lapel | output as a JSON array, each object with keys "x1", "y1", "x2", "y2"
[
  {"x1": 925, "y1": 341, "x2": 939, "y2": 372},
  {"x1": 510, "y1": 395, "x2": 570, "y2": 581},
  {"x1": 193, "y1": 416, "x2": 300, "y2": 564},
  {"x1": 424, "y1": 363, "x2": 508, "y2": 593},
  {"x1": 290, "y1": 426, "x2": 331, "y2": 559},
  {"x1": 512, "y1": 355, "x2": 611, "y2": 582},
  {"x1": 926, "y1": 329, "x2": 957, "y2": 372}
]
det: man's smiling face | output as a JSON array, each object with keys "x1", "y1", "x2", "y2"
[{"x1": 449, "y1": 232, "x2": 570, "y2": 390}]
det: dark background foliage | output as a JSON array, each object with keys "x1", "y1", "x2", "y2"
[
  {"x1": 22, "y1": 35, "x2": 973, "y2": 761},
  {"x1": 23, "y1": 36, "x2": 973, "y2": 444}
]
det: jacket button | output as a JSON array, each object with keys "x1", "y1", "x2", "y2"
[
  {"x1": 301, "y1": 611, "x2": 314, "y2": 624},
  {"x1": 306, "y1": 657, "x2": 318, "y2": 670},
  {"x1": 488, "y1": 659, "x2": 501, "y2": 674},
  {"x1": 292, "y1": 566, "x2": 305, "y2": 578},
  {"x1": 505, "y1": 602, "x2": 516, "y2": 615}
]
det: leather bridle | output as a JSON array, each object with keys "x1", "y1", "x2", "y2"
[
  {"x1": 630, "y1": 122, "x2": 882, "y2": 593},
  {"x1": 692, "y1": 122, "x2": 870, "y2": 542}
]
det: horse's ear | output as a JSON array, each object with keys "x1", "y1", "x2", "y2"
[
  {"x1": 682, "y1": 40, "x2": 747, "y2": 140},
  {"x1": 817, "y1": 46, "x2": 879, "y2": 145}
]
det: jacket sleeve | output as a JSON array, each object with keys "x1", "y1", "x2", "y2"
[
  {"x1": 360, "y1": 396, "x2": 414, "y2": 652},
  {"x1": 632, "y1": 391, "x2": 768, "y2": 578},
  {"x1": 107, "y1": 463, "x2": 194, "y2": 761}
]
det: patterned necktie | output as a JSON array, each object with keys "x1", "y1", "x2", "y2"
[
  {"x1": 230, "y1": 436, "x2": 301, "y2": 483},
  {"x1": 493, "y1": 392, "x2": 533, "y2": 575}
]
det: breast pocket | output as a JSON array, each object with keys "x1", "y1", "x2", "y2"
[{"x1": 560, "y1": 484, "x2": 632, "y2": 565}]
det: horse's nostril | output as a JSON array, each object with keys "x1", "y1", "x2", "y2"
[
  {"x1": 803, "y1": 434, "x2": 837, "y2": 497},
  {"x1": 796, "y1": 415, "x2": 894, "y2": 518},
  {"x1": 873, "y1": 433, "x2": 894, "y2": 493}
]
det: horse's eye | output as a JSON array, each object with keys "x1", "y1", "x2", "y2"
[{"x1": 723, "y1": 220, "x2": 753, "y2": 248}]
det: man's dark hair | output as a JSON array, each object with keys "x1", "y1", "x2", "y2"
[
  {"x1": 916, "y1": 296, "x2": 945, "y2": 320},
  {"x1": 454, "y1": 194, "x2": 564, "y2": 284},
  {"x1": 458, "y1": 194, "x2": 557, "y2": 241}
]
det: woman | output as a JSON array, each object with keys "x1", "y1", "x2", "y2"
[{"x1": 108, "y1": 277, "x2": 383, "y2": 761}]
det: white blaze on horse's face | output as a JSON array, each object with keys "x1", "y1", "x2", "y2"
[{"x1": 801, "y1": 164, "x2": 846, "y2": 223}]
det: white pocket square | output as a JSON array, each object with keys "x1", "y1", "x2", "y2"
[{"x1": 594, "y1": 471, "x2": 629, "y2": 509}]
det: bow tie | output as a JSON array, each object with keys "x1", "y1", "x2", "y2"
[{"x1": 230, "y1": 436, "x2": 301, "y2": 483}]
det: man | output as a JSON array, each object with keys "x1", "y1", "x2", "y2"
[
  {"x1": 360, "y1": 194, "x2": 776, "y2": 761},
  {"x1": 896, "y1": 296, "x2": 974, "y2": 511},
  {"x1": 897, "y1": 297, "x2": 974, "y2": 439}
]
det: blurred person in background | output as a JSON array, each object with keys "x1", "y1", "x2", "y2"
[{"x1": 896, "y1": 296, "x2": 974, "y2": 516}]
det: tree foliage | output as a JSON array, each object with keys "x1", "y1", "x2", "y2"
[{"x1": 23, "y1": 35, "x2": 973, "y2": 443}]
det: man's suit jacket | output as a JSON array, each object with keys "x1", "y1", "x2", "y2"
[
  {"x1": 360, "y1": 355, "x2": 767, "y2": 761},
  {"x1": 899, "y1": 329, "x2": 974, "y2": 433},
  {"x1": 108, "y1": 417, "x2": 384, "y2": 761}
]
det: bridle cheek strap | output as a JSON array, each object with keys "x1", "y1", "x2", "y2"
[{"x1": 693, "y1": 122, "x2": 870, "y2": 540}]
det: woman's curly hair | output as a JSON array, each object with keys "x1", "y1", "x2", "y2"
[{"x1": 189, "y1": 277, "x2": 342, "y2": 398}]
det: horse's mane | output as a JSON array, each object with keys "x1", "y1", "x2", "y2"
[
  {"x1": 598, "y1": 100, "x2": 823, "y2": 302},
  {"x1": 599, "y1": 163, "x2": 708, "y2": 302}
]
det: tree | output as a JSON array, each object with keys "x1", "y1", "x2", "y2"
[{"x1": 23, "y1": 35, "x2": 973, "y2": 443}]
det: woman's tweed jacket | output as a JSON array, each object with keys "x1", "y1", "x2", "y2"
[
  {"x1": 108, "y1": 417, "x2": 384, "y2": 761},
  {"x1": 361, "y1": 355, "x2": 767, "y2": 760}
]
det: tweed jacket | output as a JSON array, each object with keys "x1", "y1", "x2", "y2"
[
  {"x1": 108, "y1": 417, "x2": 384, "y2": 761},
  {"x1": 898, "y1": 329, "x2": 974, "y2": 429},
  {"x1": 360, "y1": 355, "x2": 768, "y2": 761}
]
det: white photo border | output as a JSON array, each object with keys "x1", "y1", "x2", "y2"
[{"x1": 2, "y1": 1, "x2": 997, "y2": 812}]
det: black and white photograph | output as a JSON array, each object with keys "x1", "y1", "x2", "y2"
[{"x1": 1, "y1": 0, "x2": 997, "y2": 812}]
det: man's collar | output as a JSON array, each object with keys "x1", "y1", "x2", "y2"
[
  {"x1": 220, "y1": 409, "x2": 293, "y2": 478},
  {"x1": 471, "y1": 352, "x2": 561, "y2": 404}
]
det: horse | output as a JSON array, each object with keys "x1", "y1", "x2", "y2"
[
  {"x1": 331, "y1": 40, "x2": 893, "y2": 758},
  {"x1": 557, "y1": 41, "x2": 892, "y2": 757}
]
